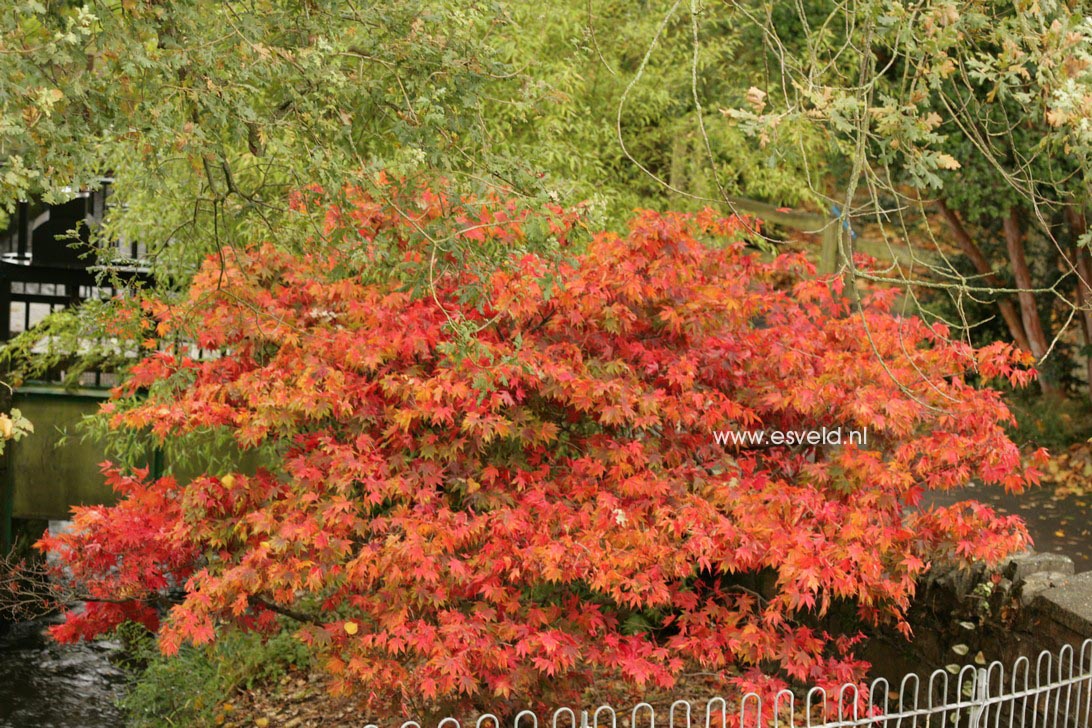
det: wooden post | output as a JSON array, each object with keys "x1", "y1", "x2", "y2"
[{"x1": 819, "y1": 225, "x2": 841, "y2": 274}]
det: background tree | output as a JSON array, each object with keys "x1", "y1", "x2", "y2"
[
  {"x1": 1, "y1": 0, "x2": 825, "y2": 386},
  {"x1": 712, "y1": 0, "x2": 1092, "y2": 397},
  {"x1": 8, "y1": 1, "x2": 1092, "y2": 396},
  {"x1": 489, "y1": 1, "x2": 825, "y2": 219},
  {"x1": 0, "y1": 0, "x2": 553, "y2": 304}
]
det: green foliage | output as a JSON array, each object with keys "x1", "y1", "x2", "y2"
[
  {"x1": 492, "y1": 1, "x2": 826, "y2": 220},
  {"x1": 0, "y1": 298, "x2": 142, "y2": 387},
  {"x1": 1005, "y1": 392, "x2": 1092, "y2": 450},
  {"x1": 0, "y1": 0, "x2": 847, "y2": 407},
  {"x1": 0, "y1": 0, "x2": 836, "y2": 259},
  {"x1": 0, "y1": 0, "x2": 524, "y2": 269},
  {"x1": 714, "y1": 0, "x2": 1092, "y2": 206},
  {"x1": 0, "y1": 404, "x2": 34, "y2": 456},
  {"x1": 117, "y1": 622, "x2": 310, "y2": 728}
]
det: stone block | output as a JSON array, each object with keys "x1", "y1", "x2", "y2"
[
  {"x1": 1003, "y1": 551, "x2": 1075, "y2": 583},
  {"x1": 1031, "y1": 571, "x2": 1092, "y2": 637},
  {"x1": 1019, "y1": 571, "x2": 1072, "y2": 608}
]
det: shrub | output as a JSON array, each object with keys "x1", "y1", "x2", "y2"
[
  {"x1": 39, "y1": 181, "x2": 1043, "y2": 717},
  {"x1": 118, "y1": 622, "x2": 310, "y2": 728}
]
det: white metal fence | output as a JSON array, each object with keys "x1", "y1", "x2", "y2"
[{"x1": 376, "y1": 638, "x2": 1092, "y2": 728}]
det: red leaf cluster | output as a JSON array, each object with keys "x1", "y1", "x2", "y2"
[{"x1": 39, "y1": 181, "x2": 1039, "y2": 714}]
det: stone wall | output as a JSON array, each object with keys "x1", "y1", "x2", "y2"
[
  {"x1": 880, "y1": 549, "x2": 1092, "y2": 692},
  {"x1": 860, "y1": 551, "x2": 1092, "y2": 728}
]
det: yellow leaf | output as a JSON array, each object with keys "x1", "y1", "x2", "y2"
[
  {"x1": 344, "y1": 621, "x2": 359, "y2": 635},
  {"x1": 936, "y1": 153, "x2": 962, "y2": 170},
  {"x1": 745, "y1": 86, "x2": 767, "y2": 113},
  {"x1": 222, "y1": 474, "x2": 236, "y2": 488}
]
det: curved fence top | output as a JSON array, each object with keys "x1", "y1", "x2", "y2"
[{"x1": 362, "y1": 638, "x2": 1092, "y2": 728}]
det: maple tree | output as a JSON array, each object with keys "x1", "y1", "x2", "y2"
[{"x1": 39, "y1": 180, "x2": 1043, "y2": 718}]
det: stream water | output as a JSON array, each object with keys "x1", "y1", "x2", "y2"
[{"x1": 0, "y1": 618, "x2": 127, "y2": 728}]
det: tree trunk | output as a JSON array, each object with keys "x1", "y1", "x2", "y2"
[
  {"x1": 1066, "y1": 209, "x2": 1092, "y2": 397},
  {"x1": 1003, "y1": 209, "x2": 1054, "y2": 392},
  {"x1": 937, "y1": 200, "x2": 1032, "y2": 353}
]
